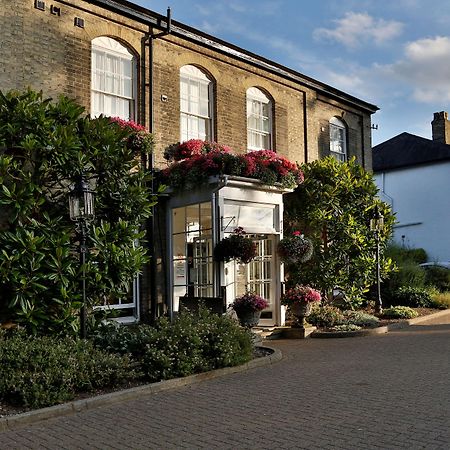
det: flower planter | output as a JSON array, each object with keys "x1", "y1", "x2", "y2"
[
  {"x1": 236, "y1": 310, "x2": 262, "y2": 328},
  {"x1": 290, "y1": 301, "x2": 312, "y2": 328}
]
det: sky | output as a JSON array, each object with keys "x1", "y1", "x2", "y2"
[{"x1": 135, "y1": 0, "x2": 450, "y2": 145}]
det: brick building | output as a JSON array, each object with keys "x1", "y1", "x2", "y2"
[{"x1": 1, "y1": 0, "x2": 379, "y2": 325}]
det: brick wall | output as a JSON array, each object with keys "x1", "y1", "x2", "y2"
[{"x1": 0, "y1": 0, "x2": 374, "y2": 168}]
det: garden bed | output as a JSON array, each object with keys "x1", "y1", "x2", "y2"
[
  {"x1": 0, "y1": 345, "x2": 272, "y2": 419},
  {"x1": 310, "y1": 307, "x2": 445, "y2": 338}
]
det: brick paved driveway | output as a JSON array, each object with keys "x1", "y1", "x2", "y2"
[{"x1": 1, "y1": 315, "x2": 450, "y2": 450}]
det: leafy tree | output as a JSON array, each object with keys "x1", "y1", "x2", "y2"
[
  {"x1": 284, "y1": 156, "x2": 395, "y2": 307},
  {"x1": 0, "y1": 89, "x2": 155, "y2": 334}
]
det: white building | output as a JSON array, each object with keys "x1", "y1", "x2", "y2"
[{"x1": 373, "y1": 111, "x2": 450, "y2": 262}]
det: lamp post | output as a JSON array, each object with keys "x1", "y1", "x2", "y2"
[
  {"x1": 370, "y1": 205, "x2": 384, "y2": 315},
  {"x1": 69, "y1": 176, "x2": 95, "y2": 339}
]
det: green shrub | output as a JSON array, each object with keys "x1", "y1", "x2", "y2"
[
  {"x1": 382, "y1": 306, "x2": 419, "y2": 319},
  {"x1": 92, "y1": 308, "x2": 253, "y2": 383},
  {"x1": 307, "y1": 304, "x2": 345, "y2": 328},
  {"x1": 0, "y1": 330, "x2": 138, "y2": 408},
  {"x1": 428, "y1": 290, "x2": 450, "y2": 310},
  {"x1": 343, "y1": 311, "x2": 380, "y2": 328},
  {"x1": 0, "y1": 90, "x2": 155, "y2": 334},
  {"x1": 424, "y1": 266, "x2": 450, "y2": 293},
  {"x1": 385, "y1": 244, "x2": 427, "y2": 264},
  {"x1": 390, "y1": 286, "x2": 433, "y2": 308}
]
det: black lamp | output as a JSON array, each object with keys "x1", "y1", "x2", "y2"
[
  {"x1": 370, "y1": 205, "x2": 384, "y2": 314},
  {"x1": 69, "y1": 176, "x2": 95, "y2": 338}
]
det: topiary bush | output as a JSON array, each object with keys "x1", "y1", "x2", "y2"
[
  {"x1": 390, "y1": 286, "x2": 433, "y2": 308},
  {"x1": 382, "y1": 306, "x2": 419, "y2": 319},
  {"x1": 0, "y1": 329, "x2": 138, "y2": 408}
]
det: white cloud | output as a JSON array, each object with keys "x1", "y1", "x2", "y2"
[
  {"x1": 314, "y1": 12, "x2": 403, "y2": 49},
  {"x1": 381, "y1": 36, "x2": 450, "y2": 103}
]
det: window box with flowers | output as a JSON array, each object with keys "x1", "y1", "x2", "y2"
[
  {"x1": 231, "y1": 292, "x2": 269, "y2": 327},
  {"x1": 161, "y1": 140, "x2": 304, "y2": 192},
  {"x1": 281, "y1": 285, "x2": 322, "y2": 328}
]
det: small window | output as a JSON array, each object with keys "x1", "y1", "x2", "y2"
[
  {"x1": 180, "y1": 65, "x2": 213, "y2": 142},
  {"x1": 329, "y1": 117, "x2": 347, "y2": 162},
  {"x1": 91, "y1": 37, "x2": 135, "y2": 120},
  {"x1": 247, "y1": 87, "x2": 272, "y2": 151}
]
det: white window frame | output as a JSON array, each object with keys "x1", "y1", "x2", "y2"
[
  {"x1": 246, "y1": 87, "x2": 273, "y2": 151},
  {"x1": 180, "y1": 65, "x2": 214, "y2": 142},
  {"x1": 91, "y1": 36, "x2": 136, "y2": 120},
  {"x1": 329, "y1": 116, "x2": 347, "y2": 162}
]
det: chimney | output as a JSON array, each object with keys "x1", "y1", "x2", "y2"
[{"x1": 431, "y1": 111, "x2": 450, "y2": 144}]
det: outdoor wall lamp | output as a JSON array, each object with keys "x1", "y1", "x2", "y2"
[
  {"x1": 370, "y1": 205, "x2": 384, "y2": 314},
  {"x1": 69, "y1": 176, "x2": 95, "y2": 338}
]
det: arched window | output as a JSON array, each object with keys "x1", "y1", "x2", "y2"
[
  {"x1": 180, "y1": 65, "x2": 213, "y2": 142},
  {"x1": 91, "y1": 37, "x2": 136, "y2": 120},
  {"x1": 246, "y1": 87, "x2": 272, "y2": 151},
  {"x1": 329, "y1": 117, "x2": 347, "y2": 162}
]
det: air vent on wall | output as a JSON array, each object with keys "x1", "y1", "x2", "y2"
[
  {"x1": 50, "y1": 5, "x2": 61, "y2": 16},
  {"x1": 74, "y1": 17, "x2": 85, "y2": 28},
  {"x1": 34, "y1": 0, "x2": 45, "y2": 11}
]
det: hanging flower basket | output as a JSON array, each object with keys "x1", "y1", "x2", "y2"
[
  {"x1": 277, "y1": 231, "x2": 314, "y2": 264},
  {"x1": 213, "y1": 227, "x2": 257, "y2": 264}
]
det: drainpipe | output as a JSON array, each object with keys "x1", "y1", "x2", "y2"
[{"x1": 148, "y1": 7, "x2": 171, "y2": 323}]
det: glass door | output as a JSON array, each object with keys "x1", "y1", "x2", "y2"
[{"x1": 235, "y1": 235, "x2": 277, "y2": 326}]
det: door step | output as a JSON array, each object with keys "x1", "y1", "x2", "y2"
[{"x1": 252, "y1": 326, "x2": 286, "y2": 340}]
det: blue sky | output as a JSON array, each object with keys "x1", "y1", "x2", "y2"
[{"x1": 137, "y1": 0, "x2": 450, "y2": 145}]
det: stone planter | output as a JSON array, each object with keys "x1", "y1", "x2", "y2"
[
  {"x1": 236, "y1": 310, "x2": 262, "y2": 328},
  {"x1": 290, "y1": 301, "x2": 312, "y2": 328}
]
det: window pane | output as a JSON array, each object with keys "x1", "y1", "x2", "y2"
[
  {"x1": 122, "y1": 59, "x2": 132, "y2": 78},
  {"x1": 172, "y1": 207, "x2": 186, "y2": 234},
  {"x1": 186, "y1": 205, "x2": 200, "y2": 232},
  {"x1": 173, "y1": 233, "x2": 186, "y2": 258},
  {"x1": 181, "y1": 98, "x2": 189, "y2": 113},
  {"x1": 124, "y1": 78, "x2": 132, "y2": 98}
]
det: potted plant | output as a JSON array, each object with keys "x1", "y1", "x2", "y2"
[
  {"x1": 214, "y1": 227, "x2": 257, "y2": 264},
  {"x1": 277, "y1": 231, "x2": 313, "y2": 264},
  {"x1": 231, "y1": 292, "x2": 269, "y2": 327},
  {"x1": 281, "y1": 285, "x2": 321, "y2": 328}
]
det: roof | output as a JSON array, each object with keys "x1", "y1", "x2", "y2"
[
  {"x1": 84, "y1": 0, "x2": 378, "y2": 114},
  {"x1": 372, "y1": 132, "x2": 450, "y2": 172}
]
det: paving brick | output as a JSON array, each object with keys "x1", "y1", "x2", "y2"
[{"x1": 1, "y1": 318, "x2": 450, "y2": 449}]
